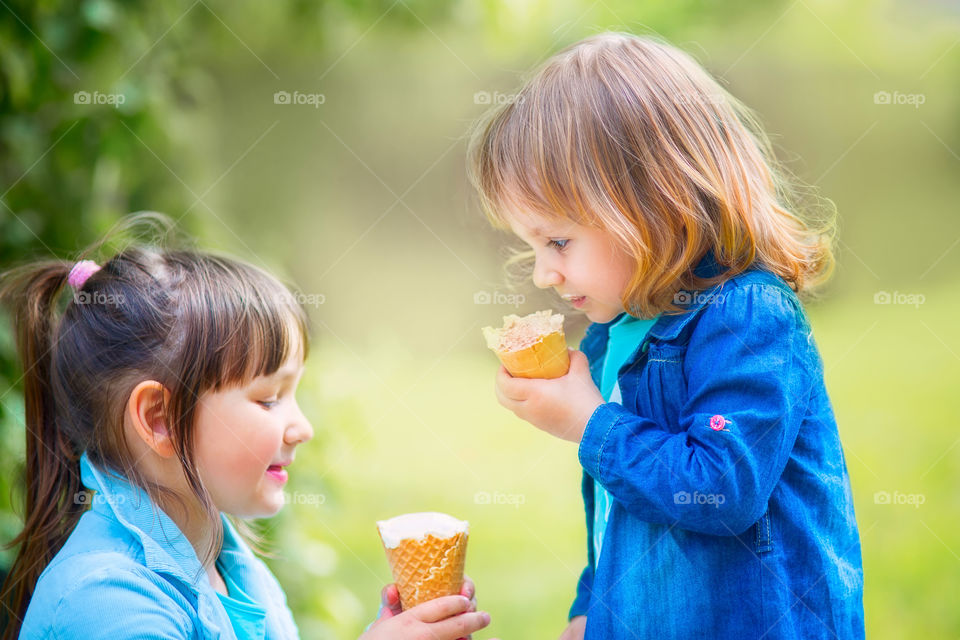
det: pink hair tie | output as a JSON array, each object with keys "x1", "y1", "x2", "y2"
[{"x1": 67, "y1": 260, "x2": 101, "y2": 289}]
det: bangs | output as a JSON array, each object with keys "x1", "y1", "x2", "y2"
[
  {"x1": 167, "y1": 252, "x2": 311, "y2": 392},
  {"x1": 214, "y1": 288, "x2": 309, "y2": 387}
]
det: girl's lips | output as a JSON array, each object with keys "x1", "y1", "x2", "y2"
[
  {"x1": 569, "y1": 296, "x2": 586, "y2": 309},
  {"x1": 266, "y1": 465, "x2": 288, "y2": 484}
]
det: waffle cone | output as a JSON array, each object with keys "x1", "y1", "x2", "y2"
[
  {"x1": 493, "y1": 330, "x2": 569, "y2": 379},
  {"x1": 483, "y1": 310, "x2": 570, "y2": 379},
  {"x1": 380, "y1": 532, "x2": 468, "y2": 610}
]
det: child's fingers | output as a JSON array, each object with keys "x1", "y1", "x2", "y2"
[
  {"x1": 378, "y1": 584, "x2": 401, "y2": 619},
  {"x1": 568, "y1": 349, "x2": 591, "y2": 372},
  {"x1": 459, "y1": 576, "x2": 476, "y2": 602},
  {"x1": 558, "y1": 349, "x2": 590, "y2": 383},
  {"x1": 495, "y1": 365, "x2": 520, "y2": 395},
  {"x1": 409, "y1": 595, "x2": 472, "y2": 623},
  {"x1": 429, "y1": 610, "x2": 492, "y2": 639},
  {"x1": 494, "y1": 380, "x2": 521, "y2": 412},
  {"x1": 496, "y1": 366, "x2": 531, "y2": 403}
]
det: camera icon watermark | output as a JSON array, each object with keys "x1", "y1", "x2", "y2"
[
  {"x1": 473, "y1": 91, "x2": 523, "y2": 106},
  {"x1": 873, "y1": 490, "x2": 925, "y2": 508},
  {"x1": 474, "y1": 490, "x2": 526, "y2": 509},
  {"x1": 273, "y1": 90, "x2": 326, "y2": 108},
  {"x1": 673, "y1": 490, "x2": 725, "y2": 508},
  {"x1": 74, "y1": 91, "x2": 126, "y2": 107},
  {"x1": 873, "y1": 90, "x2": 925, "y2": 108},
  {"x1": 73, "y1": 291, "x2": 126, "y2": 306},
  {"x1": 74, "y1": 491, "x2": 125, "y2": 507},
  {"x1": 473, "y1": 290, "x2": 525, "y2": 308},
  {"x1": 873, "y1": 290, "x2": 925, "y2": 308},
  {"x1": 672, "y1": 290, "x2": 725, "y2": 306}
]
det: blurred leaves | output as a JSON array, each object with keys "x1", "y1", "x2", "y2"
[{"x1": 0, "y1": 0, "x2": 470, "y2": 628}]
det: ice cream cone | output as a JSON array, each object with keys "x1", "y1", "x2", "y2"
[
  {"x1": 482, "y1": 309, "x2": 570, "y2": 379},
  {"x1": 376, "y1": 512, "x2": 469, "y2": 610}
]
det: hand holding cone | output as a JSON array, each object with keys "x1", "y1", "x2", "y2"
[{"x1": 377, "y1": 512, "x2": 469, "y2": 610}]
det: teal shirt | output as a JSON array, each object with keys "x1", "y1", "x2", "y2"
[
  {"x1": 217, "y1": 562, "x2": 269, "y2": 638},
  {"x1": 593, "y1": 312, "x2": 659, "y2": 563}
]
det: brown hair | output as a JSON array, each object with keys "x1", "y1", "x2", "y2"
[
  {"x1": 468, "y1": 32, "x2": 835, "y2": 317},
  {"x1": 0, "y1": 213, "x2": 309, "y2": 637}
]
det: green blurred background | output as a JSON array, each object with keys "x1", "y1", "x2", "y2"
[{"x1": 1, "y1": 0, "x2": 958, "y2": 637}]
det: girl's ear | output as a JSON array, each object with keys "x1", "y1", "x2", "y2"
[{"x1": 127, "y1": 380, "x2": 175, "y2": 458}]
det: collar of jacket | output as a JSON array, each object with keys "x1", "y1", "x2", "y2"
[
  {"x1": 582, "y1": 250, "x2": 731, "y2": 353},
  {"x1": 79, "y1": 451, "x2": 252, "y2": 592}
]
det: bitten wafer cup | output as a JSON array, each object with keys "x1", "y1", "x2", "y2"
[
  {"x1": 482, "y1": 309, "x2": 570, "y2": 378},
  {"x1": 376, "y1": 512, "x2": 469, "y2": 610}
]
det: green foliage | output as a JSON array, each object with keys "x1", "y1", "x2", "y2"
[{"x1": 1, "y1": 0, "x2": 197, "y2": 571}]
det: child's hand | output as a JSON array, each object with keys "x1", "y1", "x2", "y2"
[
  {"x1": 495, "y1": 350, "x2": 603, "y2": 442},
  {"x1": 375, "y1": 578, "x2": 485, "y2": 640},
  {"x1": 376, "y1": 576, "x2": 479, "y2": 619},
  {"x1": 558, "y1": 615, "x2": 586, "y2": 640},
  {"x1": 359, "y1": 594, "x2": 494, "y2": 640}
]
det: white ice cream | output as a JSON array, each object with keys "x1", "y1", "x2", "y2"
[
  {"x1": 377, "y1": 512, "x2": 469, "y2": 549},
  {"x1": 482, "y1": 309, "x2": 565, "y2": 352}
]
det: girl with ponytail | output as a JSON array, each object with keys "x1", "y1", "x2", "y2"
[{"x1": 0, "y1": 214, "x2": 492, "y2": 639}]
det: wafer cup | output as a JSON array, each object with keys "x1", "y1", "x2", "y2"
[
  {"x1": 482, "y1": 309, "x2": 570, "y2": 378},
  {"x1": 376, "y1": 512, "x2": 469, "y2": 610}
]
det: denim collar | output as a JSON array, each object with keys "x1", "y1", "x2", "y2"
[
  {"x1": 581, "y1": 250, "x2": 730, "y2": 354},
  {"x1": 647, "y1": 250, "x2": 730, "y2": 341}
]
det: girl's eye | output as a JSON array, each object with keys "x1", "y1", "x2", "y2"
[
  {"x1": 258, "y1": 399, "x2": 279, "y2": 409},
  {"x1": 548, "y1": 239, "x2": 569, "y2": 250}
]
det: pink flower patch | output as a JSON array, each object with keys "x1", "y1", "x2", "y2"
[{"x1": 709, "y1": 415, "x2": 730, "y2": 431}]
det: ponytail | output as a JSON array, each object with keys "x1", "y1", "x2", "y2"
[{"x1": 0, "y1": 262, "x2": 86, "y2": 639}]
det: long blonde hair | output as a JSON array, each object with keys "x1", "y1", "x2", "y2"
[{"x1": 468, "y1": 32, "x2": 835, "y2": 317}]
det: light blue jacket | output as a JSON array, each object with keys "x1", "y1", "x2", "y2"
[{"x1": 19, "y1": 453, "x2": 299, "y2": 639}]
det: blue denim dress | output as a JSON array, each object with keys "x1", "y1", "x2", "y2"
[{"x1": 570, "y1": 253, "x2": 865, "y2": 639}]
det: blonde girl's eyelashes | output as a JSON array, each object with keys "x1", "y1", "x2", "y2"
[
  {"x1": 547, "y1": 238, "x2": 569, "y2": 250},
  {"x1": 258, "y1": 399, "x2": 279, "y2": 409}
]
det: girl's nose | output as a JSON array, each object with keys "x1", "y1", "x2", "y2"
[
  {"x1": 532, "y1": 259, "x2": 563, "y2": 289},
  {"x1": 285, "y1": 403, "x2": 314, "y2": 445}
]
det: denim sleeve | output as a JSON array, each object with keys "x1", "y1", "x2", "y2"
[
  {"x1": 51, "y1": 566, "x2": 192, "y2": 638},
  {"x1": 569, "y1": 471, "x2": 596, "y2": 620},
  {"x1": 578, "y1": 284, "x2": 812, "y2": 536},
  {"x1": 569, "y1": 563, "x2": 593, "y2": 620}
]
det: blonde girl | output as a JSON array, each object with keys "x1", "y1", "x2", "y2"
[{"x1": 469, "y1": 33, "x2": 863, "y2": 640}]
